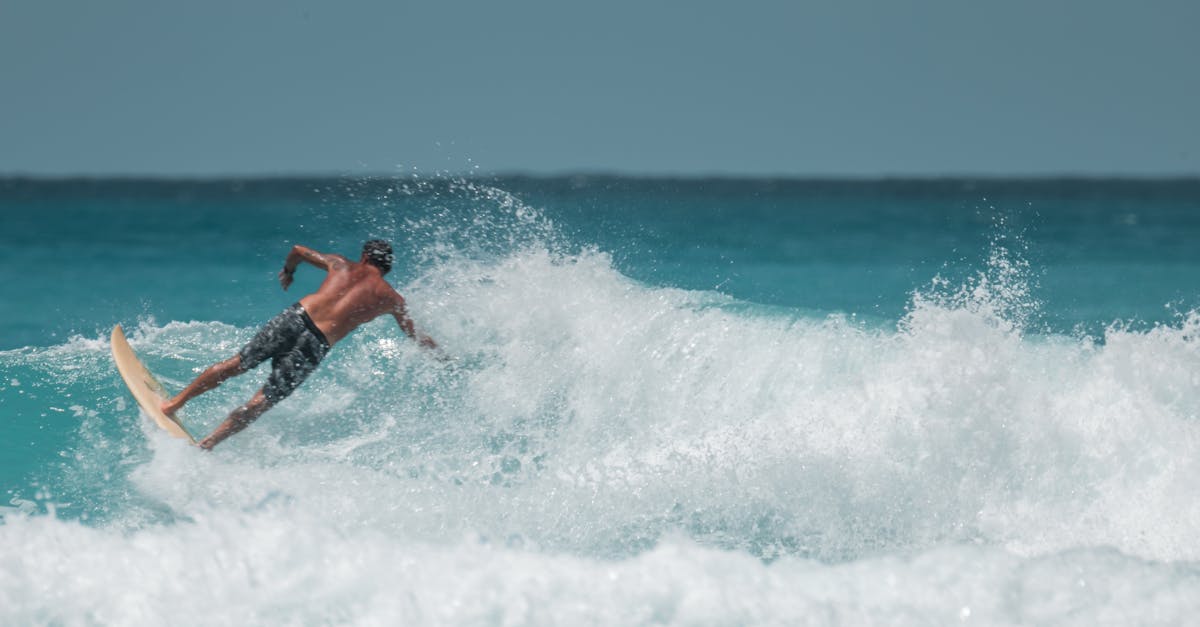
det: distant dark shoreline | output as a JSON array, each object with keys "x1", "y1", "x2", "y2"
[
  {"x1": 3, "y1": 172, "x2": 1199, "y2": 184},
  {"x1": 4, "y1": 173, "x2": 1199, "y2": 204}
]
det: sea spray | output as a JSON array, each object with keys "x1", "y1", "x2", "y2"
[
  {"x1": 5, "y1": 178, "x2": 1200, "y2": 624},
  {"x1": 9, "y1": 233, "x2": 1200, "y2": 562}
]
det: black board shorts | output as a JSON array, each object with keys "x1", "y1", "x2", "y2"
[{"x1": 238, "y1": 303, "x2": 331, "y2": 403}]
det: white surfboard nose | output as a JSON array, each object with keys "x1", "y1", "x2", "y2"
[{"x1": 111, "y1": 324, "x2": 196, "y2": 444}]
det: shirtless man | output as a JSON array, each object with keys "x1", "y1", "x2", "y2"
[{"x1": 162, "y1": 240, "x2": 438, "y2": 450}]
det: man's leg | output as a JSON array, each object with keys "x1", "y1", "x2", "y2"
[
  {"x1": 162, "y1": 355, "x2": 245, "y2": 416},
  {"x1": 191, "y1": 315, "x2": 326, "y2": 450},
  {"x1": 197, "y1": 389, "x2": 276, "y2": 450},
  {"x1": 168, "y1": 305, "x2": 296, "y2": 418}
]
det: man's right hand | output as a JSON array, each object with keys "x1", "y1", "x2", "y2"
[{"x1": 279, "y1": 268, "x2": 294, "y2": 290}]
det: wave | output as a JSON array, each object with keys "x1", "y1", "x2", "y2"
[
  {"x1": 3, "y1": 516, "x2": 1198, "y2": 626},
  {"x1": 6, "y1": 241, "x2": 1200, "y2": 561},
  {"x1": 5, "y1": 186, "x2": 1200, "y2": 623}
]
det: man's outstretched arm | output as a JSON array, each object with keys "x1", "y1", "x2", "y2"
[
  {"x1": 392, "y1": 297, "x2": 439, "y2": 351},
  {"x1": 279, "y1": 245, "x2": 345, "y2": 290}
]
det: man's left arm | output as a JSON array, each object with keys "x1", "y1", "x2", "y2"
[{"x1": 279, "y1": 245, "x2": 347, "y2": 290}]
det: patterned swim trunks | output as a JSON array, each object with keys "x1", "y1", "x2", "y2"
[{"x1": 238, "y1": 303, "x2": 331, "y2": 403}]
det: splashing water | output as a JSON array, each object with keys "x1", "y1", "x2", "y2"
[{"x1": 3, "y1": 178, "x2": 1200, "y2": 625}]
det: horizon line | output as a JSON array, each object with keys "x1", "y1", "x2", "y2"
[{"x1": 3, "y1": 170, "x2": 1200, "y2": 184}]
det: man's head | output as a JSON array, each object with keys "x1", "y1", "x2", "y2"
[{"x1": 361, "y1": 239, "x2": 394, "y2": 274}]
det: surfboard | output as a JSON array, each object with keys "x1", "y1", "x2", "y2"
[{"x1": 110, "y1": 324, "x2": 196, "y2": 444}]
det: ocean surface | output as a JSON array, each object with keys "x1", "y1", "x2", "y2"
[{"x1": 3, "y1": 176, "x2": 1200, "y2": 625}]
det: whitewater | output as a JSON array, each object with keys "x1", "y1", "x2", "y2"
[{"x1": 2, "y1": 178, "x2": 1200, "y2": 625}]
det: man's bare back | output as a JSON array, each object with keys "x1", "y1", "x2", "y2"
[
  {"x1": 163, "y1": 240, "x2": 437, "y2": 450},
  {"x1": 284, "y1": 245, "x2": 434, "y2": 348}
]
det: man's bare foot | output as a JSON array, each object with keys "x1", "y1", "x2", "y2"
[{"x1": 161, "y1": 397, "x2": 183, "y2": 417}]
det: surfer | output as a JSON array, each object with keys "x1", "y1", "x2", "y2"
[{"x1": 161, "y1": 240, "x2": 440, "y2": 450}]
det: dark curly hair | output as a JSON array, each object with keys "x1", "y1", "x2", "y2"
[{"x1": 362, "y1": 239, "x2": 394, "y2": 274}]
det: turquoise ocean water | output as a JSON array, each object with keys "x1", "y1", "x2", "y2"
[{"x1": 3, "y1": 176, "x2": 1200, "y2": 624}]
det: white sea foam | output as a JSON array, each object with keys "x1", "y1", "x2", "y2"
[
  {"x1": 1, "y1": 514, "x2": 1197, "y2": 626},
  {"x1": 5, "y1": 240, "x2": 1200, "y2": 624}
]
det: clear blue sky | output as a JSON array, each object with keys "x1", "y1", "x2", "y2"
[{"x1": 3, "y1": 1, "x2": 1198, "y2": 177}]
